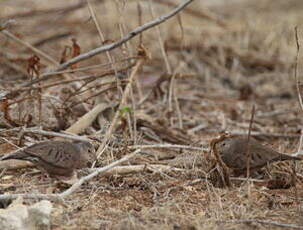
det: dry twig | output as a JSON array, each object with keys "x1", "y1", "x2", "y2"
[
  {"x1": 129, "y1": 144, "x2": 207, "y2": 151},
  {"x1": 246, "y1": 105, "x2": 255, "y2": 178},
  {"x1": 294, "y1": 27, "x2": 303, "y2": 156},
  {"x1": 85, "y1": 164, "x2": 184, "y2": 175}
]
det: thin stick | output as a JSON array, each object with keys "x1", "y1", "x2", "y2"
[
  {"x1": 30, "y1": 129, "x2": 91, "y2": 142},
  {"x1": 246, "y1": 104, "x2": 255, "y2": 178},
  {"x1": 129, "y1": 144, "x2": 207, "y2": 151},
  {"x1": 84, "y1": 164, "x2": 184, "y2": 175},
  {"x1": 135, "y1": 2, "x2": 144, "y2": 99},
  {"x1": 294, "y1": 27, "x2": 303, "y2": 156},
  {"x1": 86, "y1": 0, "x2": 114, "y2": 66},
  {"x1": 245, "y1": 104, "x2": 255, "y2": 205},
  {"x1": 294, "y1": 27, "x2": 303, "y2": 111},
  {"x1": 148, "y1": 0, "x2": 172, "y2": 74},
  {"x1": 291, "y1": 161, "x2": 299, "y2": 208},
  {"x1": 170, "y1": 62, "x2": 187, "y2": 128},
  {"x1": 130, "y1": 85, "x2": 138, "y2": 144},
  {"x1": 294, "y1": 27, "x2": 302, "y2": 206},
  {"x1": 168, "y1": 74, "x2": 175, "y2": 120}
]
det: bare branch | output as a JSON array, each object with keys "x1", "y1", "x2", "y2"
[
  {"x1": 85, "y1": 164, "x2": 184, "y2": 175},
  {"x1": 129, "y1": 144, "x2": 207, "y2": 151}
]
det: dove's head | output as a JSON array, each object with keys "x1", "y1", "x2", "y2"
[
  {"x1": 74, "y1": 141, "x2": 97, "y2": 163},
  {"x1": 210, "y1": 132, "x2": 231, "y2": 153},
  {"x1": 215, "y1": 137, "x2": 233, "y2": 153}
]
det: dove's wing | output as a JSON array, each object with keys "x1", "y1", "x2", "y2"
[
  {"x1": 1, "y1": 141, "x2": 85, "y2": 177},
  {"x1": 26, "y1": 141, "x2": 79, "y2": 169},
  {"x1": 220, "y1": 137, "x2": 301, "y2": 171}
]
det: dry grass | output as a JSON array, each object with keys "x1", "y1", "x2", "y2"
[{"x1": 1, "y1": 0, "x2": 303, "y2": 229}]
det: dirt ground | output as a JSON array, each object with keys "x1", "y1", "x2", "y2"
[{"x1": 1, "y1": 0, "x2": 303, "y2": 229}]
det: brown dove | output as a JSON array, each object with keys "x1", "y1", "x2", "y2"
[
  {"x1": 213, "y1": 135, "x2": 301, "y2": 175},
  {"x1": 0, "y1": 141, "x2": 96, "y2": 179}
]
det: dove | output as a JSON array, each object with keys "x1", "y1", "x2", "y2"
[
  {"x1": 213, "y1": 135, "x2": 301, "y2": 175},
  {"x1": 0, "y1": 141, "x2": 96, "y2": 179}
]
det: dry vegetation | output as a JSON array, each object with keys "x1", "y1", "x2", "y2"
[{"x1": 1, "y1": 0, "x2": 303, "y2": 229}]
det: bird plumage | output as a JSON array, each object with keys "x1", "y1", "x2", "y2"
[
  {"x1": 0, "y1": 141, "x2": 96, "y2": 178},
  {"x1": 214, "y1": 136, "x2": 301, "y2": 174}
]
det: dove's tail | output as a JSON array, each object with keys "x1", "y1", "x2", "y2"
[
  {"x1": 280, "y1": 154, "x2": 302, "y2": 161},
  {"x1": 0, "y1": 151, "x2": 29, "y2": 161}
]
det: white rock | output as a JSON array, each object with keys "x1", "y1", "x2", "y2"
[{"x1": 0, "y1": 198, "x2": 52, "y2": 230}]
